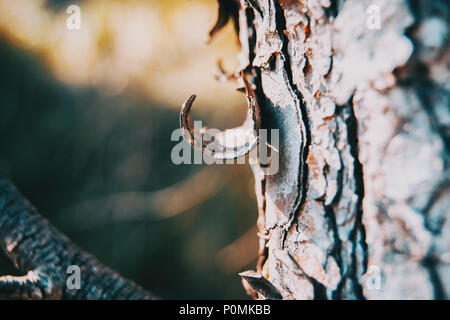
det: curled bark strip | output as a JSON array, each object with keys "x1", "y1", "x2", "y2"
[
  {"x1": 180, "y1": 73, "x2": 262, "y2": 160},
  {"x1": 0, "y1": 179, "x2": 154, "y2": 300}
]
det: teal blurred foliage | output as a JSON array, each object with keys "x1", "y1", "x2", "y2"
[{"x1": 0, "y1": 38, "x2": 258, "y2": 299}]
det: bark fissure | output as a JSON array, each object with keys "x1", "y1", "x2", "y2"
[
  {"x1": 345, "y1": 96, "x2": 368, "y2": 300},
  {"x1": 422, "y1": 255, "x2": 446, "y2": 300}
]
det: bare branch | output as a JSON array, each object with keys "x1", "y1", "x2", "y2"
[{"x1": 0, "y1": 179, "x2": 155, "y2": 300}]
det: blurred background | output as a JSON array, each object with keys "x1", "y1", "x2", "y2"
[{"x1": 0, "y1": 0, "x2": 259, "y2": 299}]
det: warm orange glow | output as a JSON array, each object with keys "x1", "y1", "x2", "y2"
[{"x1": 0, "y1": 0, "x2": 243, "y2": 111}]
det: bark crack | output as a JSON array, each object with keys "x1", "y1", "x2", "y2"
[{"x1": 345, "y1": 95, "x2": 368, "y2": 300}]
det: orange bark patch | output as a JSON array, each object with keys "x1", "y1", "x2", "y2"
[
  {"x1": 323, "y1": 115, "x2": 335, "y2": 121},
  {"x1": 307, "y1": 152, "x2": 320, "y2": 179}
]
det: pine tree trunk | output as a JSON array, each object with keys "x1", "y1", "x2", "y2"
[{"x1": 230, "y1": 0, "x2": 449, "y2": 299}]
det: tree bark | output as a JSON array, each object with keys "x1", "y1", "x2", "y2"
[{"x1": 212, "y1": 0, "x2": 449, "y2": 299}]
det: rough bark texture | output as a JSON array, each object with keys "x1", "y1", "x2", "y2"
[
  {"x1": 0, "y1": 180, "x2": 154, "y2": 299},
  {"x1": 0, "y1": 0, "x2": 448, "y2": 301},
  {"x1": 221, "y1": 0, "x2": 449, "y2": 299}
]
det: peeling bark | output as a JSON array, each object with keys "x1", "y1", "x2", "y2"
[{"x1": 1, "y1": 0, "x2": 447, "y2": 301}]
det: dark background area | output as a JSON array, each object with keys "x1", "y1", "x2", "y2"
[{"x1": 0, "y1": 35, "x2": 258, "y2": 299}]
